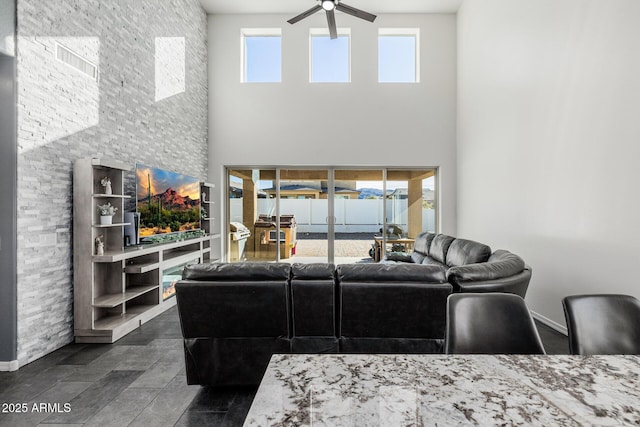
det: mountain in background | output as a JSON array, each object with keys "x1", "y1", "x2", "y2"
[
  {"x1": 357, "y1": 188, "x2": 384, "y2": 199},
  {"x1": 144, "y1": 187, "x2": 199, "y2": 210}
]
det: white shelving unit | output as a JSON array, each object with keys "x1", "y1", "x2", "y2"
[
  {"x1": 73, "y1": 159, "x2": 216, "y2": 343},
  {"x1": 201, "y1": 181, "x2": 222, "y2": 262}
]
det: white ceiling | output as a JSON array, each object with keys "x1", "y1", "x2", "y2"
[{"x1": 198, "y1": 0, "x2": 463, "y2": 14}]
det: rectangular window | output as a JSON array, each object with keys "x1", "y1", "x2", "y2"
[
  {"x1": 310, "y1": 29, "x2": 350, "y2": 83},
  {"x1": 378, "y1": 29, "x2": 419, "y2": 83},
  {"x1": 241, "y1": 29, "x2": 282, "y2": 83}
]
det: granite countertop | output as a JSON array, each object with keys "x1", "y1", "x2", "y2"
[{"x1": 244, "y1": 354, "x2": 640, "y2": 426}]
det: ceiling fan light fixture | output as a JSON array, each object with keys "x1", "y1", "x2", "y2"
[{"x1": 321, "y1": 1, "x2": 335, "y2": 11}]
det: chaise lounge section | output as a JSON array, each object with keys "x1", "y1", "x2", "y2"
[{"x1": 384, "y1": 232, "x2": 531, "y2": 298}]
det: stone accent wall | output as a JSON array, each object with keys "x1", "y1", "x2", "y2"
[{"x1": 16, "y1": 0, "x2": 208, "y2": 365}]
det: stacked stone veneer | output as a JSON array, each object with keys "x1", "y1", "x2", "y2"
[{"x1": 15, "y1": 0, "x2": 207, "y2": 365}]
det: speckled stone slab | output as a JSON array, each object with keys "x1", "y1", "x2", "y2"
[{"x1": 244, "y1": 354, "x2": 640, "y2": 426}]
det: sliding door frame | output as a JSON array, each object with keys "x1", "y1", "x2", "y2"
[{"x1": 223, "y1": 166, "x2": 438, "y2": 263}]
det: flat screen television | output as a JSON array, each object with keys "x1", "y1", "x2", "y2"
[{"x1": 135, "y1": 163, "x2": 201, "y2": 239}]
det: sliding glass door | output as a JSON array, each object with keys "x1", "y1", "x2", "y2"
[
  {"x1": 225, "y1": 167, "x2": 437, "y2": 264},
  {"x1": 278, "y1": 169, "x2": 330, "y2": 263},
  {"x1": 333, "y1": 169, "x2": 384, "y2": 263}
]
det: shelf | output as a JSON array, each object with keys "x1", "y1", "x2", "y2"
[
  {"x1": 94, "y1": 312, "x2": 141, "y2": 330},
  {"x1": 91, "y1": 158, "x2": 131, "y2": 171},
  {"x1": 93, "y1": 285, "x2": 159, "y2": 308},
  {"x1": 92, "y1": 194, "x2": 131, "y2": 199},
  {"x1": 124, "y1": 285, "x2": 159, "y2": 301},
  {"x1": 163, "y1": 251, "x2": 201, "y2": 269},
  {"x1": 126, "y1": 304, "x2": 158, "y2": 316},
  {"x1": 93, "y1": 222, "x2": 131, "y2": 228},
  {"x1": 92, "y1": 236, "x2": 211, "y2": 263},
  {"x1": 124, "y1": 262, "x2": 160, "y2": 274}
]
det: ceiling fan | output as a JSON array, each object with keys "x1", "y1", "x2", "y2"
[{"x1": 287, "y1": 0, "x2": 377, "y2": 40}]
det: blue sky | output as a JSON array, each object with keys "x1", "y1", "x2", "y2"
[{"x1": 244, "y1": 33, "x2": 416, "y2": 83}]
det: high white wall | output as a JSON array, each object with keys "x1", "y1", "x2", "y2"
[
  {"x1": 208, "y1": 14, "x2": 458, "y2": 234},
  {"x1": 457, "y1": 0, "x2": 640, "y2": 329}
]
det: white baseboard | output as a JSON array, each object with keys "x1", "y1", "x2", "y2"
[
  {"x1": 531, "y1": 310, "x2": 568, "y2": 336},
  {"x1": 0, "y1": 360, "x2": 19, "y2": 371}
]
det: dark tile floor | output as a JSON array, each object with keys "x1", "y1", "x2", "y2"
[{"x1": 0, "y1": 306, "x2": 569, "y2": 427}]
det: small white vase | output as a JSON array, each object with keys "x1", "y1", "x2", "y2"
[{"x1": 100, "y1": 215, "x2": 112, "y2": 225}]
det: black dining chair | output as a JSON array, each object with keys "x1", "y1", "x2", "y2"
[
  {"x1": 562, "y1": 294, "x2": 640, "y2": 355},
  {"x1": 445, "y1": 293, "x2": 546, "y2": 354}
]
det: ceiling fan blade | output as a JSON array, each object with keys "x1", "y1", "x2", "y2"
[
  {"x1": 326, "y1": 9, "x2": 338, "y2": 39},
  {"x1": 335, "y1": 3, "x2": 377, "y2": 22},
  {"x1": 287, "y1": 4, "x2": 323, "y2": 25}
]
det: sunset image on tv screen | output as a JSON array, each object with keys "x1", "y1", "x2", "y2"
[{"x1": 135, "y1": 164, "x2": 201, "y2": 237}]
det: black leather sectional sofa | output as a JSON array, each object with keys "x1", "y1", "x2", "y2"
[
  {"x1": 176, "y1": 262, "x2": 449, "y2": 386},
  {"x1": 176, "y1": 237, "x2": 531, "y2": 386}
]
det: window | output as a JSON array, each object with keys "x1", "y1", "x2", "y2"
[
  {"x1": 241, "y1": 29, "x2": 281, "y2": 83},
  {"x1": 378, "y1": 29, "x2": 419, "y2": 83},
  {"x1": 310, "y1": 29, "x2": 350, "y2": 83}
]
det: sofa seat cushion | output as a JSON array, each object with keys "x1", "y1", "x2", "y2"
[
  {"x1": 337, "y1": 263, "x2": 447, "y2": 283},
  {"x1": 183, "y1": 262, "x2": 290, "y2": 281},
  {"x1": 429, "y1": 234, "x2": 455, "y2": 264},
  {"x1": 446, "y1": 238, "x2": 492, "y2": 267},
  {"x1": 446, "y1": 250, "x2": 526, "y2": 284}
]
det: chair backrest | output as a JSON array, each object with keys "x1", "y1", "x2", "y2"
[
  {"x1": 445, "y1": 293, "x2": 546, "y2": 354},
  {"x1": 562, "y1": 294, "x2": 640, "y2": 355}
]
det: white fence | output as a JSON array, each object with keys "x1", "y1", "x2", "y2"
[{"x1": 230, "y1": 199, "x2": 435, "y2": 233}]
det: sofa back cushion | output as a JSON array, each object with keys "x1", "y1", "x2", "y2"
[
  {"x1": 413, "y1": 232, "x2": 435, "y2": 255},
  {"x1": 446, "y1": 238, "x2": 492, "y2": 267},
  {"x1": 175, "y1": 281, "x2": 290, "y2": 338},
  {"x1": 177, "y1": 262, "x2": 291, "y2": 338},
  {"x1": 290, "y1": 263, "x2": 336, "y2": 337},
  {"x1": 411, "y1": 252, "x2": 427, "y2": 264},
  {"x1": 337, "y1": 263, "x2": 447, "y2": 284},
  {"x1": 429, "y1": 234, "x2": 455, "y2": 264},
  {"x1": 182, "y1": 262, "x2": 290, "y2": 281},
  {"x1": 339, "y1": 282, "x2": 453, "y2": 338}
]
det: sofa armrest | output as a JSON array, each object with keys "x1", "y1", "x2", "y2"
[
  {"x1": 446, "y1": 250, "x2": 525, "y2": 283},
  {"x1": 455, "y1": 268, "x2": 532, "y2": 298}
]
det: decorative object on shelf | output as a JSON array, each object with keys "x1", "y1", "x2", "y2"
[
  {"x1": 95, "y1": 235, "x2": 104, "y2": 256},
  {"x1": 101, "y1": 177, "x2": 112, "y2": 195},
  {"x1": 201, "y1": 206, "x2": 208, "y2": 219},
  {"x1": 97, "y1": 202, "x2": 118, "y2": 225},
  {"x1": 202, "y1": 192, "x2": 207, "y2": 202}
]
